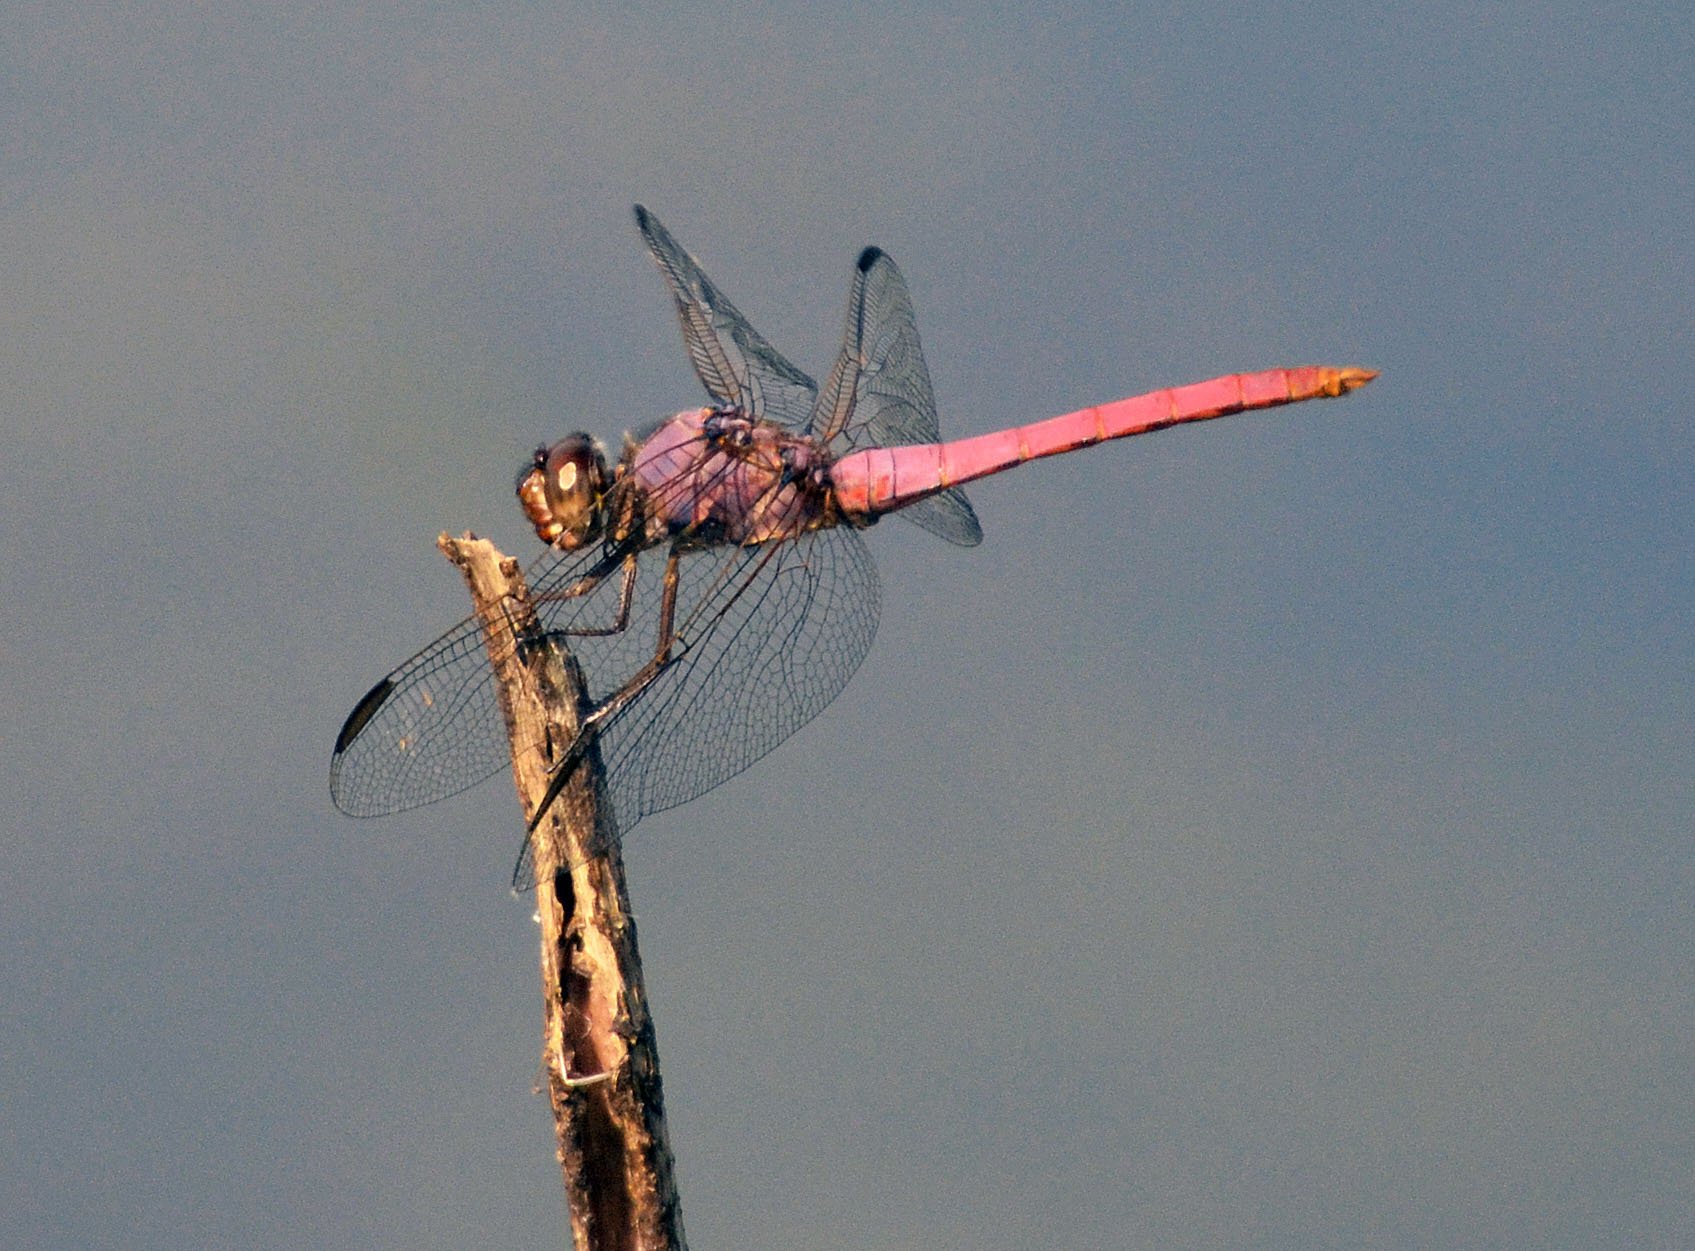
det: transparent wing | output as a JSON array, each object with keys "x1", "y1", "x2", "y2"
[
  {"x1": 811, "y1": 246, "x2": 982, "y2": 546},
  {"x1": 635, "y1": 205, "x2": 819, "y2": 430},
  {"x1": 328, "y1": 542, "x2": 615, "y2": 817},
  {"x1": 595, "y1": 526, "x2": 879, "y2": 828},
  {"x1": 332, "y1": 524, "x2": 881, "y2": 879}
]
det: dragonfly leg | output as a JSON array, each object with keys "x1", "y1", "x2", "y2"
[
  {"x1": 493, "y1": 552, "x2": 616, "y2": 669},
  {"x1": 557, "y1": 552, "x2": 640, "y2": 639},
  {"x1": 526, "y1": 548, "x2": 686, "y2": 834},
  {"x1": 530, "y1": 550, "x2": 640, "y2": 638},
  {"x1": 506, "y1": 550, "x2": 640, "y2": 676}
]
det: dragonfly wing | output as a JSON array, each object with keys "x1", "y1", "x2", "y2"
[
  {"x1": 329, "y1": 614, "x2": 509, "y2": 816},
  {"x1": 888, "y1": 476, "x2": 983, "y2": 547},
  {"x1": 634, "y1": 205, "x2": 818, "y2": 430},
  {"x1": 328, "y1": 542, "x2": 615, "y2": 817},
  {"x1": 510, "y1": 525, "x2": 879, "y2": 889},
  {"x1": 813, "y1": 247, "x2": 982, "y2": 546},
  {"x1": 592, "y1": 526, "x2": 881, "y2": 829}
]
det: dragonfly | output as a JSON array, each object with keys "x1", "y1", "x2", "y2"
[{"x1": 330, "y1": 205, "x2": 1375, "y2": 887}]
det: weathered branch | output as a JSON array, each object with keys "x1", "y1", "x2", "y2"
[{"x1": 440, "y1": 532, "x2": 686, "y2": 1251}]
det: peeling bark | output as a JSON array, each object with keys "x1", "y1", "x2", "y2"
[{"x1": 441, "y1": 533, "x2": 686, "y2": 1251}]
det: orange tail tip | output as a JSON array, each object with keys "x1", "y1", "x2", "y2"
[{"x1": 1320, "y1": 366, "x2": 1380, "y2": 396}]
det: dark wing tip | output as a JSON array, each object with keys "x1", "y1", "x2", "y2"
[
  {"x1": 856, "y1": 246, "x2": 886, "y2": 273},
  {"x1": 332, "y1": 675, "x2": 396, "y2": 757},
  {"x1": 634, "y1": 205, "x2": 667, "y2": 250}
]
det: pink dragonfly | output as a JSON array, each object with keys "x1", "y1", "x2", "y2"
[{"x1": 331, "y1": 206, "x2": 1375, "y2": 885}]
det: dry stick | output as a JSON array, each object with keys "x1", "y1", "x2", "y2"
[{"x1": 440, "y1": 533, "x2": 686, "y2": 1251}]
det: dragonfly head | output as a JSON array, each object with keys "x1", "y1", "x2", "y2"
[{"x1": 516, "y1": 434, "x2": 610, "y2": 550}]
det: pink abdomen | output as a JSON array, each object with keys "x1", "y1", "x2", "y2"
[{"x1": 831, "y1": 366, "x2": 1376, "y2": 523}]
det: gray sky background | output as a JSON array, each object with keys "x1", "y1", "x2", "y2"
[{"x1": 4, "y1": 4, "x2": 1690, "y2": 1249}]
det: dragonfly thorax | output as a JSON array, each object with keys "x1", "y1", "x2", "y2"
[{"x1": 517, "y1": 433, "x2": 610, "y2": 550}]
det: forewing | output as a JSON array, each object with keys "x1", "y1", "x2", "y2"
[
  {"x1": 328, "y1": 542, "x2": 613, "y2": 817},
  {"x1": 812, "y1": 247, "x2": 982, "y2": 546},
  {"x1": 634, "y1": 205, "x2": 818, "y2": 430}
]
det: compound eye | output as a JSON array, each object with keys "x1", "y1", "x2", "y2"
[
  {"x1": 517, "y1": 433, "x2": 608, "y2": 550},
  {"x1": 543, "y1": 441, "x2": 596, "y2": 511},
  {"x1": 551, "y1": 454, "x2": 581, "y2": 498}
]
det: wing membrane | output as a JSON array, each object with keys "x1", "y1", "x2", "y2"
[
  {"x1": 328, "y1": 542, "x2": 612, "y2": 817},
  {"x1": 635, "y1": 205, "x2": 818, "y2": 430},
  {"x1": 331, "y1": 525, "x2": 880, "y2": 870},
  {"x1": 597, "y1": 527, "x2": 879, "y2": 825},
  {"x1": 812, "y1": 247, "x2": 982, "y2": 546}
]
